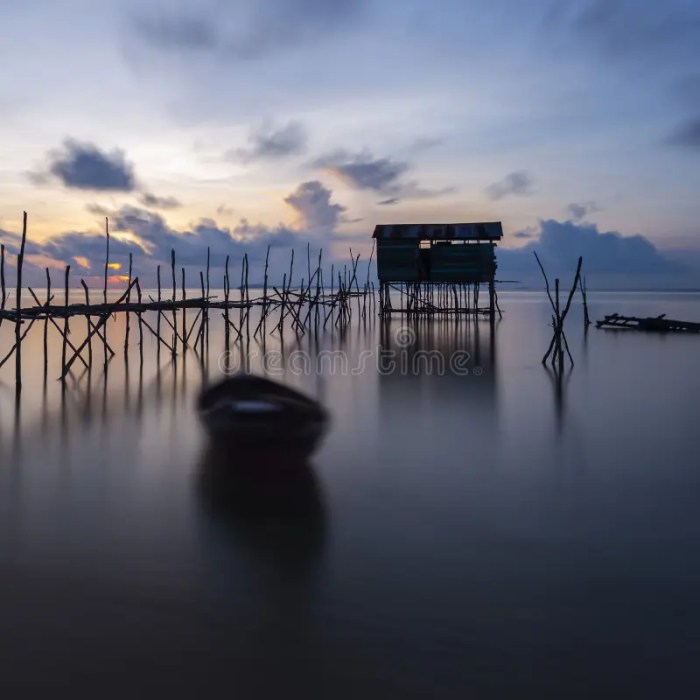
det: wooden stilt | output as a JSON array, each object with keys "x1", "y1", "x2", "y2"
[{"x1": 15, "y1": 212, "x2": 27, "y2": 392}]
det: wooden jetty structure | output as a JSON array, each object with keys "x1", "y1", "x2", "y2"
[
  {"x1": 596, "y1": 313, "x2": 700, "y2": 334},
  {"x1": 373, "y1": 222, "x2": 502, "y2": 317},
  {"x1": 0, "y1": 213, "x2": 377, "y2": 392}
]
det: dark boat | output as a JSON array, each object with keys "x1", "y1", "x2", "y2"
[{"x1": 197, "y1": 375, "x2": 329, "y2": 459}]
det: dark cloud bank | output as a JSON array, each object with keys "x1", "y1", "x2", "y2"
[
  {"x1": 314, "y1": 149, "x2": 452, "y2": 204},
  {"x1": 39, "y1": 140, "x2": 136, "y2": 192},
  {"x1": 34, "y1": 139, "x2": 181, "y2": 212},
  {"x1": 499, "y1": 219, "x2": 697, "y2": 290}
]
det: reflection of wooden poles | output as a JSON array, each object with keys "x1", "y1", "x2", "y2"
[
  {"x1": 0, "y1": 291, "x2": 51, "y2": 370},
  {"x1": 27, "y1": 286, "x2": 88, "y2": 370},
  {"x1": 535, "y1": 252, "x2": 582, "y2": 369},
  {"x1": 61, "y1": 278, "x2": 138, "y2": 378}
]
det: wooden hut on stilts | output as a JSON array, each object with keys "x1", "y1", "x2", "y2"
[{"x1": 373, "y1": 222, "x2": 503, "y2": 317}]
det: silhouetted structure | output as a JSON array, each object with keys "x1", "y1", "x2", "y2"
[
  {"x1": 1, "y1": 213, "x2": 375, "y2": 391},
  {"x1": 373, "y1": 222, "x2": 502, "y2": 317},
  {"x1": 597, "y1": 313, "x2": 700, "y2": 334}
]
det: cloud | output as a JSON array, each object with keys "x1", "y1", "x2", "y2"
[
  {"x1": 85, "y1": 203, "x2": 111, "y2": 216},
  {"x1": 231, "y1": 121, "x2": 308, "y2": 162},
  {"x1": 566, "y1": 201, "x2": 601, "y2": 221},
  {"x1": 485, "y1": 171, "x2": 534, "y2": 200},
  {"x1": 378, "y1": 198, "x2": 399, "y2": 206},
  {"x1": 133, "y1": 0, "x2": 367, "y2": 60},
  {"x1": 314, "y1": 150, "x2": 409, "y2": 193},
  {"x1": 555, "y1": 0, "x2": 700, "y2": 62},
  {"x1": 139, "y1": 192, "x2": 182, "y2": 209},
  {"x1": 0, "y1": 180, "x2": 350, "y2": 286},
  {"x1": 284, "y1": 180, "x2": 346, "y2": 231},
  {"x1": 314, "y1": 149, "x2": 452, "y2": 201},
  {"x1": 134, "y1": 15, "x2": 217, "y2": 51},
  {"x1": 38, "y1": 139, "x2": 136, "y2": 191},
  {"x1": 498, "y1": 219, "x2": 693, "y2": 288},
  {"x1": 666, "y1": 118, "x2": 700, "y2": 150}
]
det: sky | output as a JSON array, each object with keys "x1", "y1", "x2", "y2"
[{"x1": 1, "y1": 0, "x2": 699, "y2": 287}]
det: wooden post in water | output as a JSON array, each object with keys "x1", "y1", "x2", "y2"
[
  {"x1": 61, "y1": 265, "x2": 70, "y2": 379},
  {"x1": 262, "y1": 246, "x2": 270, "y2": 337},
  {"x1": 15, "y1": 212, "x2": 27, "y2": 392},
  {"x1": 535, "y1": 252, "x2": 582, "y2": 370},
  {"x1": 181, "y1": 267, "x2": 187, "y2": 354},
  {"x1": 81, "y1": 279, "x2": 93, "y2": 366},
  {"x1": 205, "y1": 247, "x2": 211, "y2": 350},
  {"x1": 244, "y1": 253, "x2": 250, "y2": 338},
  {"x1": 136, "y1": 279, "x2": 144, "y2": 366},
  {"x1": 224, "y1": 255, "x2": 230, "y2": 349},
  {"x1": 0, "y1": 244, "x2": 6, "y2": 329},
  {"x1": 156, "y1": 265, "x2": 162, "y2": 363},
  {"x1": 199, "y1": 271, "x2": 206, "y2": 355},
  {"x1": 124, "y1": 252, "x2": 132, "y2": 354},
  {"x1": 103, "y1": 218, "x2": 110, "y2": 367},
  {"x1": 171, "y1": 249, "x2": 177, "y2": 358},
  {"x1": 579, "y1": 274, "x2": 591, "y2": 328},
  {"x1": 44, "y1": 268, "x2": 51, "y2": 376}
]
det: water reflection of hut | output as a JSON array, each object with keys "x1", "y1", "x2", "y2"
[
  {"x1": 377, "y1": 318, "x2": 499, "y2": 461},
  {"x1": 373, "y1": 223, "x2": 503, "y2": 317}
]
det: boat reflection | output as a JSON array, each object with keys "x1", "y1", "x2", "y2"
[{"x1": 196, "y1": 441, "x2": 327, "y2": 575}]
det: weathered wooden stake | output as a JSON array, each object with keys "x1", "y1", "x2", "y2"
[
  {"x1": 181, "y1": 267, "x2": 187, "y2": 354},
  {"x1": 44, "y1": 268, "x2": 51, "y2": 375},
  {"x1": 0, "y1": 244, "x2": 6, "y2": 328},
  {"x1": 81, "y1": 279, "x2": 93, "y2": 366},
  {"x1": 125, "y1": 252, "x2": 133, "y2": 353},
  {"x1": 61, "y1": 265, "x2": 70, "y2": 379},
  {"x1": 15, "y1": 212, "x2": 27, "y2": 392}
]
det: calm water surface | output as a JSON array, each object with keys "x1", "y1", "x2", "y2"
[{"x1": 1, "y1": 292, "x2": 700, "y2": 697}]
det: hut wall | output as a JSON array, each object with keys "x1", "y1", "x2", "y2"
[
  {"x1": 376, "y1": 240, "x2": 420, "y2": 282},
  {"x1": 430, "y1": 243, "x2": 496, "y2": 283}
]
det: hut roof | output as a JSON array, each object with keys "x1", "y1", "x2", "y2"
[{"x1": 372, "y1": 222, "x2": 503, "y2": 241}]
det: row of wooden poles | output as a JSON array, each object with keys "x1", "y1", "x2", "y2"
[
  {"x1": 378, "y1": 280, "x2": 499, "y2": 317},
  {"x1": 0, "y1": 214, "x2": 377, "y2": 392}
]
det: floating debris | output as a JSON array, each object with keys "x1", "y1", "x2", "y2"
[{"x1": 596, "y1": 313, "x2": 700, "y2": 334}]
